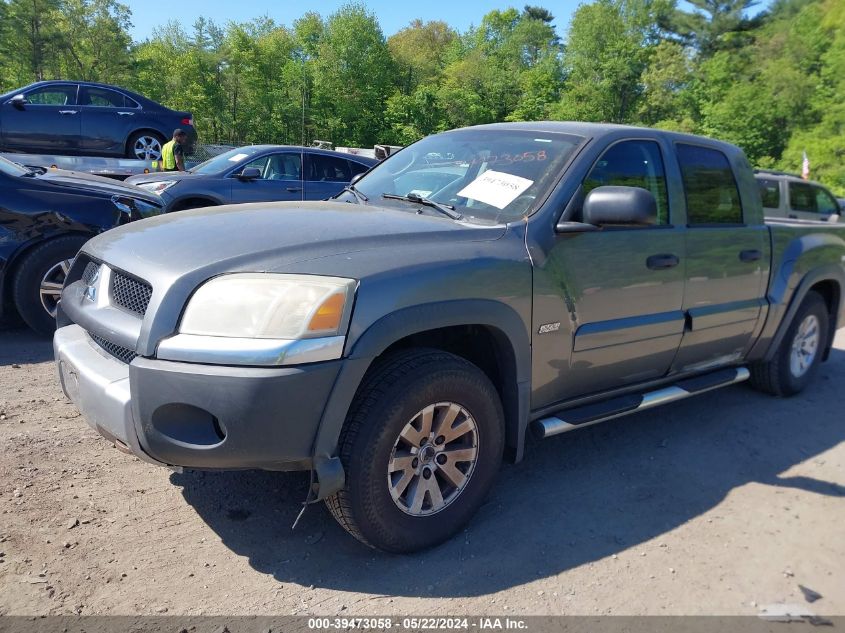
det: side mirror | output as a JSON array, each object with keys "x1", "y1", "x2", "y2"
[
  {"x1": 582, "y1": 186, "x2": 657, "y2": 226},
  {"x1": 238, "y1": 167, "x2": 262, "y2": 181},
  {"x1": 350, "y1": 172, "x2": 365, "y2": 186},
  {"x1": 10, "y1": 94, "x2": 26, "y2": 109}
]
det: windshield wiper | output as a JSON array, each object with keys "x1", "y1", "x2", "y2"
[
  {"x1": 339, "y1": 184, "x2": 368, "y2": 204},
  {"x1": 382, "y1": 192, "x2": 463, "y2": 220}
]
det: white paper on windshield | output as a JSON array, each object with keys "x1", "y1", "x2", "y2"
[
  {"x1": 228, "y1": 153, "x2": 249, "y2": 162},
  {"x1": 408, "y1": 189, "x2": 433, "y2": 198},
  {"x1": 457, "y1": 170, "x2": 533, "y2": 209}
]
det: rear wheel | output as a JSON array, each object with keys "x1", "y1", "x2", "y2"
[
  {"x1": 13, "y1": 235, "x2": 88, "y2": 336},
  {"x1": 127, "y1": 131, "x2": 165, "y2": 160},
  {"x1": 325, "y1": 349, "x2": 504, "y2": 553},
  {"x1": 750, "y1": 291, "x2": 829, "y2": 396}
]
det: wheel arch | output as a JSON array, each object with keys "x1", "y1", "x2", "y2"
[
  {"x1": 761, "y1": 266, "x2": 844, "y2": 363},
  {"x1": 310, "y1": 300, "x2": 532, "y2": 498}
]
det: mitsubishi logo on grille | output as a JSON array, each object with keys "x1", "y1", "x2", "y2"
[{"x1": 84, "y1": 266, "x2": 100, "y2": 303}]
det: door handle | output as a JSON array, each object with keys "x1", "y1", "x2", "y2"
[
  {"x1": 117, "y1": 111, "x2": 135, "y2": 116},
  {"x1": 739, "y1": 249, "x2": 762, "y2": 263},
  {"x1": 788, "y1": 214, "x2": 798, "y2": 219},
  {"x1": 646, "y1": 254, "x2": 680, "y2": 270},
  {"x1": 58, "y1": 110, "x2": 78, "y2": 115},
  {"x1": 286, "y1": 187, "x2": 302, "y2": 193}
]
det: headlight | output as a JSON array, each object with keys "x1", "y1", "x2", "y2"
[
  {"x1": 111, "y1": 195, "x2": 164, "y2": 220},
  {"x1": 179, "y1": 273, "x2": 356, "y2": 339},
  {"x1": 135, "y1": 180, "x2": 178, "y2": 194}
]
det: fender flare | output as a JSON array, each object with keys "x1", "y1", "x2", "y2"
[
  {"x1": 762, "y1": 264, "x2": 845, "y2": 362},
  {"x1": 309, "y1": 299, "x2": 532, "y2": 498}
]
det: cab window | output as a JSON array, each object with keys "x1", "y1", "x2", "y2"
[
  {"x1": 583, "y1": 140, "x2": 669, "y2": 224},
  {"x1": 677, "y1": 144, "x2": 743, "y2": 224}
]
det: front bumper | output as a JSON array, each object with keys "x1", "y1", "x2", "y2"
[{"x1": 54, "y1": 324, "x2": 342, "y2": 470}]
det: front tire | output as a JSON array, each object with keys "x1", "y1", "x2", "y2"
[
  {"x1": 12, "y1": 235, "x2": 89, "y2": 336},
  {"x1": 326, "y1": 349, "x2": 504, "y2": 553},
  {"x1": 750, "y1": 291, "x2": 829, "y2": 396}
]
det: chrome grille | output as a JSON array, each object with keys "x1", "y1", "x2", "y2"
[
  {"x1": 81, "y1": 261, "x2": 100, "y2": 285},
  {"x1": 91, "y1": 334, "x2": 137, "y2": 364},
  {"x1": 111, "y1": 272, "x2": 152, "y2": 316}
]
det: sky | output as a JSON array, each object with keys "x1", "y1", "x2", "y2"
[{"x1": 127, "y1": 0, "x2": 583, "y2": 41}]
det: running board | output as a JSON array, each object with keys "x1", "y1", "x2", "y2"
[{"x1": 533, "y1": 366, "x2": 750, "y2": 439}]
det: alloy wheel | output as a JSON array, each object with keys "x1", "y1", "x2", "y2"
[
  {"x1": 790, "y1": 314, "x2": 820, "y2": 378},
  {"x1": 39, "y1": 259, "x2": 72, "y2": 318},
  {"x1": 133, "y1": 136, "x2": 163, "y2": 160},
  {"x1": 387, "y1": 402, "x2": 479, "y2": 517}
]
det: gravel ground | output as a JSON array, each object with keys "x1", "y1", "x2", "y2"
[{"x1": 0, "y1": 327, "x2": 843, "y2": 616}]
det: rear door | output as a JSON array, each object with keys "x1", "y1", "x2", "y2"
[
  {"x1": 534, "y1": 138, "x2": 687, "y2": 406},
  {"x1": 228, "y1": 151, "x2": 304, "y2": 203},
  {"x1": 1, "y1": 84, "x2": 80, "y2": 152},
  {"x1": 78, "y1": 86, "x2": 138, "y2": 154},
  {"x1": 304, "y1": 152, "x2": 354, "y2": 200},
  {"x1": 671, "y1": 143, "x2": 770, "y2": 372}
]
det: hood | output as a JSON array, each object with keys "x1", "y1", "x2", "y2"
[
  {"x1": 82, "y1": 200, "x2": 506, "y2": 281},
  {"x1": 37, "y1": 169, "x2": 161, "y2": 204}
]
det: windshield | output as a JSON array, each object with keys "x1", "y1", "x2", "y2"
[
  {"x1": 0, "y1": 155, "x2": 32, "y2": 177},
  {"x1": 190, "y1": 147, "x2": 266, "y2": 175},
  {"x1": 353, "y1": 129, "x2": 584, "y2": 222}
]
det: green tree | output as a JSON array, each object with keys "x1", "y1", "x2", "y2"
[
  {"x1": 554, "y1": 0, "x2": 666, "y2": 123},
  {"x1": 310, "y1": 3, "x2": 395, "y2": 146},
  {"x1": 662, "y1": 0, "x2": 763, "y2": 57}
]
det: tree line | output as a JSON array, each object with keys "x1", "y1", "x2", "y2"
[{"x1": 0, "y1": 0, "x2": 842, "y2": 193}]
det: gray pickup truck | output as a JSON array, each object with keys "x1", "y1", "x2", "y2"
[{"x1": 53, "y1": 122, "x2": 845, "y2": 553}]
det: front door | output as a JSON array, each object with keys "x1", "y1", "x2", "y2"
[
  {"x1": 671, "y1": 143, "x2": 770, "y2": 372},
  {"x1": 532, "y1": 138, "x2": 686, "y2": 407},
  {"x1": 2, "y1": 84, "x2": 80, "y2": 153},
  {"x1": 229, "y1": 151, "x2": 304, "y2": 203}
]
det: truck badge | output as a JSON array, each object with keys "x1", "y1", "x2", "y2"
[
  {"x1": 84, "y1": 268, "x2": 100, "y2": 302},
  {"x1": 538, "y1": 322, "x2": 561, "y2": 334}
]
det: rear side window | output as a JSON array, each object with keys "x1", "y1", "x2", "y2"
[
  {"x1": 81, "y1": 87, "x2": 125, "y2": 107},
  {"x1": 789, "y1": 182, "x2": 815, "y2": 212},
  {"x1": 677, "y1": 144, "x2": 743, "y2": 224},
  {"x1": 348, "y1": 160, "x2": 370, "y2": 177},
  {"x1": 307, "y1": 154, "x2": 352, "y2": 182},
  {"x1": 583, "y1": 140, "x2": 669, "y2": 224},
  {"x1": 815, "y1": 186, "x2": 839, "y2": 215},
  {"x1": 757, "y1": 178, "x2": 780, "y2": 209}
]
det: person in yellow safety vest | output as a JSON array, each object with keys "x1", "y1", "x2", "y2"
[{"x1": 161, "y1": 128, "x2": 187, "y2": 172}]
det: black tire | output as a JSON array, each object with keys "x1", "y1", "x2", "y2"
[
  {"x1": 12, "y1": 235, "x2": 88, "y2": 336},
  {"x1": 750, "y1": 291, "x2": 829, "y2": 396},
  {"x1": 126, "y1": 130, "x2": 165, "y2": 160},
  {"x1": 326, "y1": 349, "x2": 504, "y2": 553}
]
